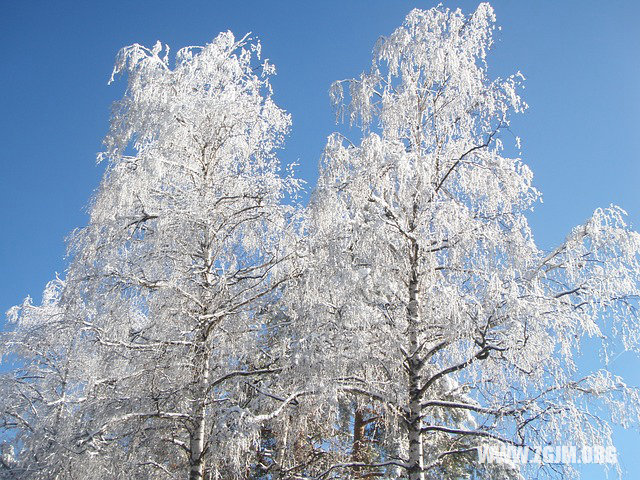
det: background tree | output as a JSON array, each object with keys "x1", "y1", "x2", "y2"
[
  {"x1": 0, "y1": 277, "x2": 99, "y2": 479},
  {"x1": 287, "y1": 4, "x2": 640, "y2": 479}
]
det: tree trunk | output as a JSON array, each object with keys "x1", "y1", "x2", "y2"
[
  {"x1": 189, "y1": 242, "x2": 216, "y2": 480},
  {"x1": 351, "y1": 407, "x2": 367, "y2": 478},
  {"x1": 352, "y1": 407, "x2": 380, "y2": 479},
  {"x1": 189, "y1": 339, "x2": 211, "y2": 480},
  {"x1": 352, "y1": 407, "x2": 367, "y2": 463},
  {"x1": 407, "y1": 240, "x2": 425, "y2": 480}
]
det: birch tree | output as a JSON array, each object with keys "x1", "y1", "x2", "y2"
[
  {"x1": 2, "y1": 5, "x2": 639, "y2": 480},
  {"x1": 287, "y1": 4, "x2": 640, "y2": 479},
  {"x1": 0, "y1": 277, "x2": 101, "y2": 479},
  {"x1": 3, "y1": 32, "x2": 301, "y2": 480}
]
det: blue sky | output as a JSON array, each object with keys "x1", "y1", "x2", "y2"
[{"x1": 1, "y1": 1, "x2": 638, "y2": 477}]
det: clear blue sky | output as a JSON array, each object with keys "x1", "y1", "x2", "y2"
[{"x1": 1, "y1": 1, "x2": 638, "y2": 477}]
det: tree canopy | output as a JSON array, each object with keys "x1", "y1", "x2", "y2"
[{"x1": 2, "y1": 4, "x2": 639, "y2": 480}]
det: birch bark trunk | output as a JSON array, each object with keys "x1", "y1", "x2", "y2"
[
  {"x1": 189, "y1": 339, "x2": 211, "y2": 480},
  {"x1": 407, "y1": 239, "x2": 425, "y2": 480}
]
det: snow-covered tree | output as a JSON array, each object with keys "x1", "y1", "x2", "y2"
[
  {"x1": 0, "y1": 277, "x2": 96, "y2": 479},
  {"x1": 286, "y1": 4, "x2": 640, "y2": 479},
  {"x1": 3, "y1": 32, "x2": 302, "y2": 480},
  {"x1": 2, "y1": 5, "x2": 639, "y2": 480}
]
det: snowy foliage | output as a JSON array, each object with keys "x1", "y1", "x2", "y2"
[
  {"x1": 3, "y1": 32, "x2": 301, "y2": 480},
  {"x1": 1, "y1": 4, "x2": 639, "y2": 480},
  {"x1": 283, "y1": 4, "x2": 640, "y2": 479}
]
